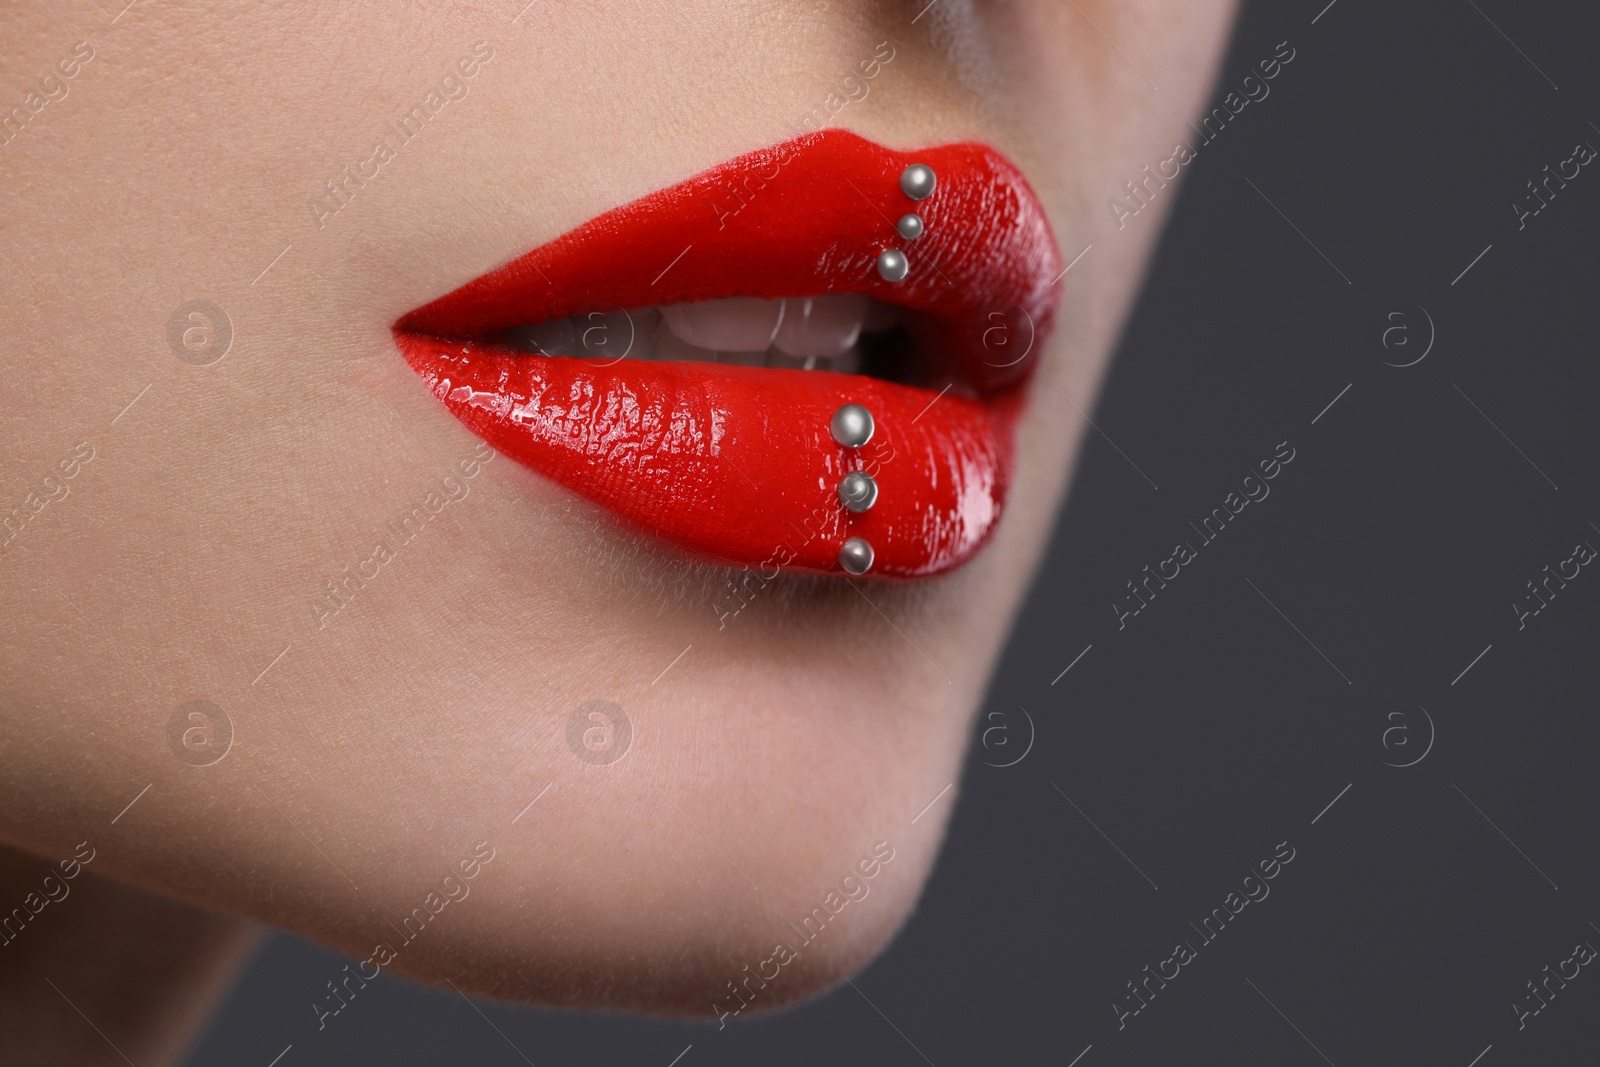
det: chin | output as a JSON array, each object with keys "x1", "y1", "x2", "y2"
[
  {"x1": 271, "y1": 643, "x2": 971, "y2": 1025},
  {"x1": 398, "y1": 832, "x2": 930, "y2": 1020}
]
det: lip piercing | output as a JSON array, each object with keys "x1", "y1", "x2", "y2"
[
  {"x1": 838, "y1": 470, "x2": 878, "y2": 512},
  {"x1": 839, "y1": 536, "x2": 875, "y2": 575},
  {"x1": 900, "y1": 163, "x2": 936, "y2": 201},
  {"x1": 896, "y1": 213, "x2": 924, "y2": 240},
  {"x1": 830, "y1": 403, "x2": 874, "y2": 448},
  {"x1": 876, "y1": 249, "x2": 908, "y2": 282}
]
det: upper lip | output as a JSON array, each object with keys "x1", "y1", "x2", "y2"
[
  {"x1": 395, "y1": 129, "x2": 1061, "y2": 396},
  {"x1": 392, "y1": 129, "x2": 1062, "y2": 578}
]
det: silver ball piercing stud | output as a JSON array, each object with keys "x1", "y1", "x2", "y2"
[
  {"x1": 839, "y1": 536, "x2": 875, "y2": 575},
  {"x1": 838, "y1": 471, "x2": 878, "y2": 513},
  {"x1": 899, "y1": 163, "x2": 936, "y2": 201},
  {"x1": 830, "y1": 404, "x2": 874, "y2": 448}
]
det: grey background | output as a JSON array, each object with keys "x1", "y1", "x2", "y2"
[{"x1": 186, "y1": 0, "x2": 1600, "y2": 1062}]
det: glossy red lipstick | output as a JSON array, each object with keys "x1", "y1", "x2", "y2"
[{"x1": 394, "y1": 129, "x2": 1061, "y2": 577}]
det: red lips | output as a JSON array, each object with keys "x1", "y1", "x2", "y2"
[{"x1": 393, "y1": 129, "x2": 1061, "y2": 577}]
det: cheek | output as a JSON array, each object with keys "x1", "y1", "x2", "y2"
[{"x1": 0, "y1": 0, "x2": 1244, "y2": 1023}]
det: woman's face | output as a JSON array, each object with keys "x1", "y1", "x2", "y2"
[{"x1": 1, "y1": 0, "x2": 1233, "y2": 1014}]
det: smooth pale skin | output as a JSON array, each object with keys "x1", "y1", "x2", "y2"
[{"x1": 0, "y1": 1, "x2": 1235, "y2": 1061}]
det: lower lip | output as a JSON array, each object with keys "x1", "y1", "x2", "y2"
[
  {"x1": 395, "y1": 337, "x2": 1018, "y2": 577},
  {"x1": 394, "y1": 131, "x2": 1059, "y2": 578}
]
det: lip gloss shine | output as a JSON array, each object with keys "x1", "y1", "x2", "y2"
[{"x1": 394, "y1": 129, "x2": 1062, "y2": 577}]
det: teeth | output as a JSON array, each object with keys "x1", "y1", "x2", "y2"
[
  {"x1": 768, "y1": 350, "x2": 863, "y2": 374},
  {"x1": 660, "y1": 297, "x2": 785, "y2": 353},
  {"x1": 575, "y1": 308, "x2": 654, "y2": 361},
  {"x1": 653, "y1": 316, "x2": 711, "y2": 363},
  {"x1": 626, "y1": 309, "x2": 660, "y2": 360},
  {"x1": 506, "y1": 296, "x2": 889, "y2": 373},
  {"x1": 507, "y1": 317, "x2": 577, "y2": 357},
  {"x1": 774, "y1": 294, "x2": 868, "y2": 359}
]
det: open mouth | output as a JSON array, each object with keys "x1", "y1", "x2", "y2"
[{"x1": 393, "y1": 129, "x2": 1061, "y2": 577}]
